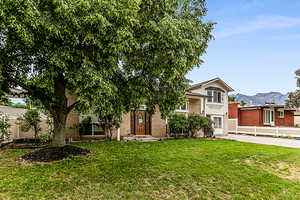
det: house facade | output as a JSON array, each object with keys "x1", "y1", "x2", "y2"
[
  {"x1": 229, "y1": 103, "x2": 296, "y2": 127},
  {"x1": 74, "y1": 78, "x2": 234, "y2": 140}
]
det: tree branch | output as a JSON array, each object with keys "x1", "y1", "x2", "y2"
[
  {"x1": 5, "y1": 73, "x2": 53, "y2": 113},
  {"x1": 6, "y1": 74, "x2": 31, "y2": 92},
  {"x1": 67, "y1": 100, "x2": 80, "y2": 114}
]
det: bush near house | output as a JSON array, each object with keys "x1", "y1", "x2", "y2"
[
  {"x1": 0, "y1": 111, "x2": 10, "y2": 142},
  {"x1": 77, "y1": 117, "x2": 93, "y2": 136},
  {"x1": 168, "y1": 114, "x2": 189, "y2": 137},
  {"x1": 16, "y1": 109, "x2": 42, "y2": 141},
  {"x1": 168, "y1": 114, "x2": 214, "y2": 137}
]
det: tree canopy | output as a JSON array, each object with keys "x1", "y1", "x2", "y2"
[
  {"x1": 287, "y1": 69, "x2": 300, "y2": 108},
  {"x1": 0, "y1": 0, "x2": 214, "y2": 145}
]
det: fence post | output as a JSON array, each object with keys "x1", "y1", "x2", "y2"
[
  {"x1": 254, "y1": 126, "x2": 257, "y2": 136},
  {"x1": 276, "y1": 127, "x2": 279, "y2": 137},
  {"x1": 235, "y1": 119, "x2": 238, "y2": 135}
]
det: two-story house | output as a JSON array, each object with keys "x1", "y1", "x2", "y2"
[
  {"x1": 73, "y1": 77, "x2": 234, "y2": 140},
  {"x1": 188, "y1": 78, "x2": 234, "y2": 136}
]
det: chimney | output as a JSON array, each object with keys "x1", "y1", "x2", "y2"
[{"x1": 229, "y1": 102, "x2": 240, "y2": 119}]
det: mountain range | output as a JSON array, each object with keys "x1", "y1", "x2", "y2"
[{"x1": 232, "y1": 92, "x2": 289, "y2": 106}]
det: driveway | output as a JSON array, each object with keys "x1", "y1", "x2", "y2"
[{"x1": 219, "y1": 134, "x2": 300, "y2": 149}]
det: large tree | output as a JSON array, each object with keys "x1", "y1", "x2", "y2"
[
  {"x1": 287, "y1": 69, "x2": 300, "y2": 108},
  {"x1": 0, "y1": 0, "x2": 213, "y2": 145}
]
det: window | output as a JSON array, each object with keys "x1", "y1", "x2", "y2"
[
  {"x1": 207, "y1": 90, "x2": 224, "y2": 103},
  {"x1": 176, "y1": 103, "x2": 188, "y2": 112},
  {"x1": 263, "y1": 109, "x2": 274, "y2": 125},
  {"x1": 207, "y1": 90, "x2": 213, "y2": 103},
  {"x1": 213, "y1": 117, "x2": 222, "y2": 128},
  {"x1": 93, "y1": 123, "x2": 105, "y2": 135},
  {"x1": 278, "y1": 110, "x2": 285, "y2": 118},
  {"x1": 83, "y1": 123, "x2": 105, "y2": 136}
]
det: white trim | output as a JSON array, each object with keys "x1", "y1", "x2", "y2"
[
  {"x1": 263, "y1": 109, "x2": 275, "y2": 126},
  {"x1": 230, "y1": 126, "x2": 300, "y2": 138},
  {"x1": 238, "y1": 126, "x2": 274, "y2": 130},
  {"x1": 190, "y1": 77, "x2": 234, "y2": 92},
  {"x1": 175, "y1": 110, "x2": 189, "y2": 113}
]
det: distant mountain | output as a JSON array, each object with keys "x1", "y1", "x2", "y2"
[{"x1": 232, "y1": 92, "x2": 289, "y2": 106}]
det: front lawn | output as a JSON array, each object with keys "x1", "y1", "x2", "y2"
[{"x1": 1, "y1": 139, "x2": 300, "y2": 200}]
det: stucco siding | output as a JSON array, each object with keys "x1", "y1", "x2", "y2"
[
  {"x1": 188, "y1": 99, "x2": 201, "y2": 114},
  {"x1": 120, "y1": 113, "x2": 131, "y2": 137},
  {"x1": 151, "y1": 106, "x2": 167, "y2": 137}
]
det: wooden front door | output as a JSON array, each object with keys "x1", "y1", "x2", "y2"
[{"x1": 131, "y1": 111, "x2": 151, "y2": 135}]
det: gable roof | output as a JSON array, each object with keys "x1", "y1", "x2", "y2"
[
  {"x1": 189, "y1": 77, "x2": 234, "y2": 92},
  {"x1": 186, "y1": 92, "x2": 210, "y2": 98}
]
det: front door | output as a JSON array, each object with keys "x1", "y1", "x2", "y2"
[
  {"x1": 212, "y1": 116, "x2": 224, "y2": 136},
  {"x1": 131, "y1": 111, "x2": 151, "y2": 135},
  {"x1": 136, "y1": 111, "x2": 146, "y2": 135}
]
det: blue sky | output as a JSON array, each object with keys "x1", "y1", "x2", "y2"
[{"x1": 187, "y1": 0, "x2": 300, "y2": 95}]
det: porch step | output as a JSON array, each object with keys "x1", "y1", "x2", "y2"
[{"x1": 123, "y1": 135, "x2": 160, "y2": 142}]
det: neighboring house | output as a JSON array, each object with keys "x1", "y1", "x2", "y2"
[
  {"x1": 72, "y1": 77, "x2": 234, "y2": 140},
  {"x1": 294, "y1": 110, "x2": 300, "y2": 127},
  {"x1": 0, "y1": 105, "x2": 49, "y2": 140},
  {"x1": 229, "y1": 103, "x2": 296, "y2": 127}
]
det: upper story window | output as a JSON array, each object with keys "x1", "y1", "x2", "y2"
[{"x1": 207, "y1": 90, "x2": 224, "y2": 103}]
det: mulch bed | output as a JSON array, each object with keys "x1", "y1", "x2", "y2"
[{"x1": 20, "y1": 145, "x2": 91, "y2": 163}]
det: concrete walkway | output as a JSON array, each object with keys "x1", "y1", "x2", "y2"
[{"x1": 219, "y1": 134, "x2": 300, "y2": 149}]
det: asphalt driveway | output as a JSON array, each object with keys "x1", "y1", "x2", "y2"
[{"x1": 219, "y1": 134, "x2": 300, "y2": 149}]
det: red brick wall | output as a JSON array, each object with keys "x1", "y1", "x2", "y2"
[
  {"x1": 229, "y1": 103, "x2": 239, "y2": 119},
  {"x1": 275, "y1": 110, "x2": 294, "y2": 127},
  {"x1": 239, "y1": 109, "x2": 263, "y2": 126}
]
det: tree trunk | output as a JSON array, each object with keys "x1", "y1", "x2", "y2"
[
  {"x1": 51, "y1": 74, "x2": 69, "y2": 146},
  {"x1": 105, "y1": 126, "x2": 111, "y2": 141},
  {"x1": 33, "y1": 126, "x2": 38, "y2": 143},
  {"x1": 52, "y1": 112, "x2": 68, "y2": 146}
]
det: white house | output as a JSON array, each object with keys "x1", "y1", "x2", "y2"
[{"x1": 188, "y1": 77, "x2": 234, "y2": 136}]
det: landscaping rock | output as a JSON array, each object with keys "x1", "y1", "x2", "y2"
[{"x1": 20, "y1": 145, "x2": 90, "y2": 162}]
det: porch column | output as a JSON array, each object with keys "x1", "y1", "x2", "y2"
[{"x1": 117, "y1": 128, "x2": 121, "y2": 141}]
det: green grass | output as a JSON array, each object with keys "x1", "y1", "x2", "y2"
[{"x1": 1, "y1": 139, "x2": 300, "y2": 200}]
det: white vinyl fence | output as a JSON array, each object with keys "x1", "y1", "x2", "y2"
[{"x1": 228, "y1": 119, "x2": 300, "y2": 138}]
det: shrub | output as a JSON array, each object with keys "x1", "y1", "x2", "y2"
[
  {"x1": 0, "y1": 112, "x2": 10, "y2": 142},
  {"x1": 199, "y1": 117, "x2": 214, "y2": 138},
  {"x1": 187, "y1": 114, "x2": 215, "y2": 137},
  {"x1": 187, "y1": 114, "x2": 203, "y2": 137},
  {"x1": 168, "y1": 114, "x2": 214, "y2": 138},
  {"x1": 77, "y1": 116, "x2": 92, "y2": 136},
  {"x1": 168, "y1": 114, "x2": 189, "y2": 137},
  {"x1": 17, "y1": 109, "x2": 42, "y2": 140},
  {"x1": 98, "y1": 114, "x2": 122, "y2": 141},
  {"x1": 39, "y1": 133, "x2": 53, "y2": 145}
]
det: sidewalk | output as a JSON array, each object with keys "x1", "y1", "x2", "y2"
[{"x1": 219, "y1": 134, "x2": 300, "y2": 149}]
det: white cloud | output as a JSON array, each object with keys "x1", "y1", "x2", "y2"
[{"x1": 215, "y1": 15, "x2": 300, "y2": 39}]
